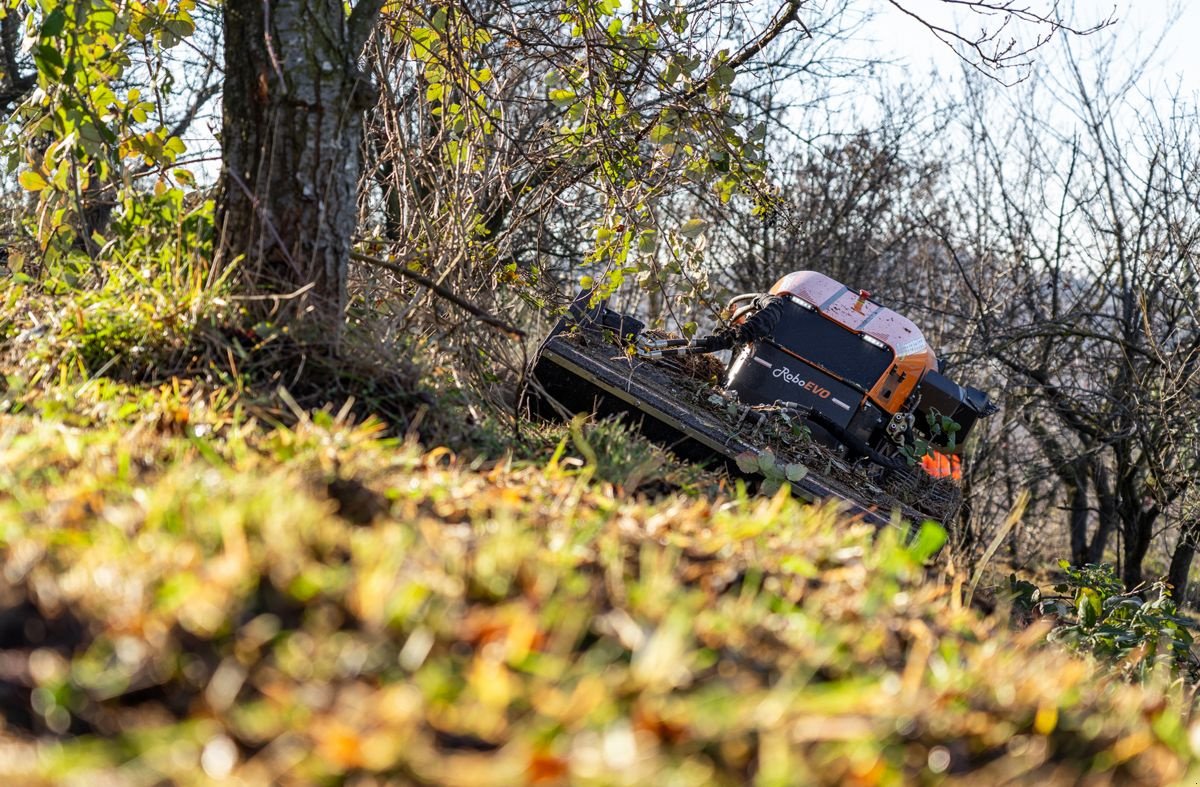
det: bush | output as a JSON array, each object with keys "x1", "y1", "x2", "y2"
[{"x1": 1011, "y1": 562, "x2": 1197, "y2": 680}]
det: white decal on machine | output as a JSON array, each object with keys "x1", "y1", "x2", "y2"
[
  {"x1": 772, "y1": 367, "x2": 832, "y2": 399},
  {"x1": 830, "y1": 398, "x2": 851, "y2": 411},
  {"x1": 753, "y1": 356, "x2": 773, "y2": 368},
  {"x1": 897, "y1": 337, "x2": 926, "y2": 356}
]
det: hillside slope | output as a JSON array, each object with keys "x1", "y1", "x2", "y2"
[{"x1": 0, "y1": 378, "x2": 1198, "y2": 785}]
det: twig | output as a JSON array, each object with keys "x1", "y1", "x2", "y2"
[
  {"x1": 261, "y1": 0, "x2": 286, "y2": 88},
  {"x1": 229, "y1": 281, "x2": 315, "y2": 301},
  {"x1": 225, "y1": 168, "x2": 296, "y2": 268},
  {"x1": 348, "y1": 250, "x2": 526, "y2": 338},
  {"x1": 966, "y1": 489, "x2": 1030, "y2": 608}
]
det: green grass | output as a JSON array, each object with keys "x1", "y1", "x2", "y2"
[{"x1": 2, "y1": 276, "x2": 1200, "y2": 785}]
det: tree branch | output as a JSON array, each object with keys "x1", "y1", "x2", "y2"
[
  {"x1": 348, "y1": 0, "x2": 386, "y2": 52},
  {"x1": 349, "y1": 250, "x2": 526, "y2": 338}
]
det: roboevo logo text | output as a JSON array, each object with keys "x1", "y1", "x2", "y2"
[{"x1": 771, "y1": 365, "x2": 832, "y2": 400}]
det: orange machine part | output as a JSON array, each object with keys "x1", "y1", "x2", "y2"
[
  {"x1": 769, "y1": 271, "x2": 938, "y2": 416},
  {"x1": 921, "y1": 451, "x2": 962, "y2": 481}
]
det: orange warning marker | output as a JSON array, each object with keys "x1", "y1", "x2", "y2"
[{"x1": 921, "y1": 451, "x2": 962, "y2": 481}]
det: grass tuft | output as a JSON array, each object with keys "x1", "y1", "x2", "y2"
[{"x1": 0, "y1": 264, "x2": 448, "y2": 443}]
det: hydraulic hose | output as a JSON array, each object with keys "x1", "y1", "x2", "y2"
[
  {"x1": 681, "y1": 293, "x2": 785, "y2": 354},
  {"x1": 727, "y1": 294, "x2": 785, "y2": 344}
]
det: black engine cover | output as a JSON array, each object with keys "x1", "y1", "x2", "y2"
[
  {"x1": 913, "y1": 370, "x2": 996, "y2": 446},
  {"x1": 725, "y1": 341, "x2": 863, "y2": 431}
]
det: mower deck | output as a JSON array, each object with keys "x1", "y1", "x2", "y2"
[{"x1": 531, "y1": 333, "x2": 939, "y2": 528}]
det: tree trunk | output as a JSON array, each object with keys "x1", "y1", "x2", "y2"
[
  {"x1": 218, "y1": 0, "x2": 382, "y2": 340},
  {"x1": 1065, "y1": 459, "x2": 1089, "y2": 565},
  {"x1": 1121, "y1": 508, "x2": 1157, "y2": 590},
  {"x1": 1086, "y1": 461, "x2": 1116, "y2": 564},
  {"x1": 1168, "y1": 523, "x2": 1198, "y2": 605},
  {"x1": 1111, "y1": 447, "x2": 1159, "y2": 591}
]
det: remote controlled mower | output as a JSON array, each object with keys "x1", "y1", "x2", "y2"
[{"x1": 527, "y1": 270, "x2": 997, "y2": 525}]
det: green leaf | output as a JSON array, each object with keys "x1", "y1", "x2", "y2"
[
  {"x1": 164, "y1": 135, "x2": 186, "y2": 158},
  {"x1": 548, "y1": 88, "x2": 576, "y2": 107},
  {"x1": 907, "y1": 522, "x2": 947, "y2": 562},
  {"x1": 784, "y1": 463, "x2": 807, "y2": 482},
  {"x1": 650, "y1": 124, "x2": 674, "y2": 144},
  {"x1": 165, "y1": 18, "x2": 195, "y2": 39},
  {"x1": 662, "y1": 61, "x2": 680, "y2": 86},
  {"x1": 40, "y1": 8, "x2": 67, "y2": 37},
  {"x1": 679, "y1": 218, "x2": 707, "y2": 239},
  {"x1": 34, "y1": 44, "x2": 64, "y2": 76},
  {"x1": 1077, "y1": 587, "x2": 1102, "y2": 628},
  {"x1": 90, "y1": 7, "x2": 117, "y2": 32},
  {"x1": 712, "y1": 63, "x2": 735, "y2": 90}
]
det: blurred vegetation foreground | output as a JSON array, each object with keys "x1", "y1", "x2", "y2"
[{"x1": 0, "y1": 282, "x2": 1197, "y2": 786}]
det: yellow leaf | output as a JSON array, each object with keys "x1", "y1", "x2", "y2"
[
  {"x1": 471, "y1": 656, "x2": 511, "y2": 709},
  {"x1": 18, "y1": 170, "x2": 48, "y2": 192},
  {"x1": 1034, "y1": 704, "x2": 1057, "y2": 735}
]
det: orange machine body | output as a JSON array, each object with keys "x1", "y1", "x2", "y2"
[{"x1": 768, "y1": 270, "x2": 938, "y2": 417}]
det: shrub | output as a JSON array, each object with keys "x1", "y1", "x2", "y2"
[{"x1": 1011, "y1": 562, "x2": 1197, "y2": 680}]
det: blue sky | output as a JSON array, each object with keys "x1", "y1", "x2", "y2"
[{"x1": 864, "y1": 1, "x2": 1198, "y2": 98}]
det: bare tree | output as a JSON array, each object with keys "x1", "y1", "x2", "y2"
[
  {"x1": 941, "y1": 34, "x2": 1200, "y2": 592},
  {"x1": 882, "y1": 0, "x2": 1114, "y2": 83}
]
